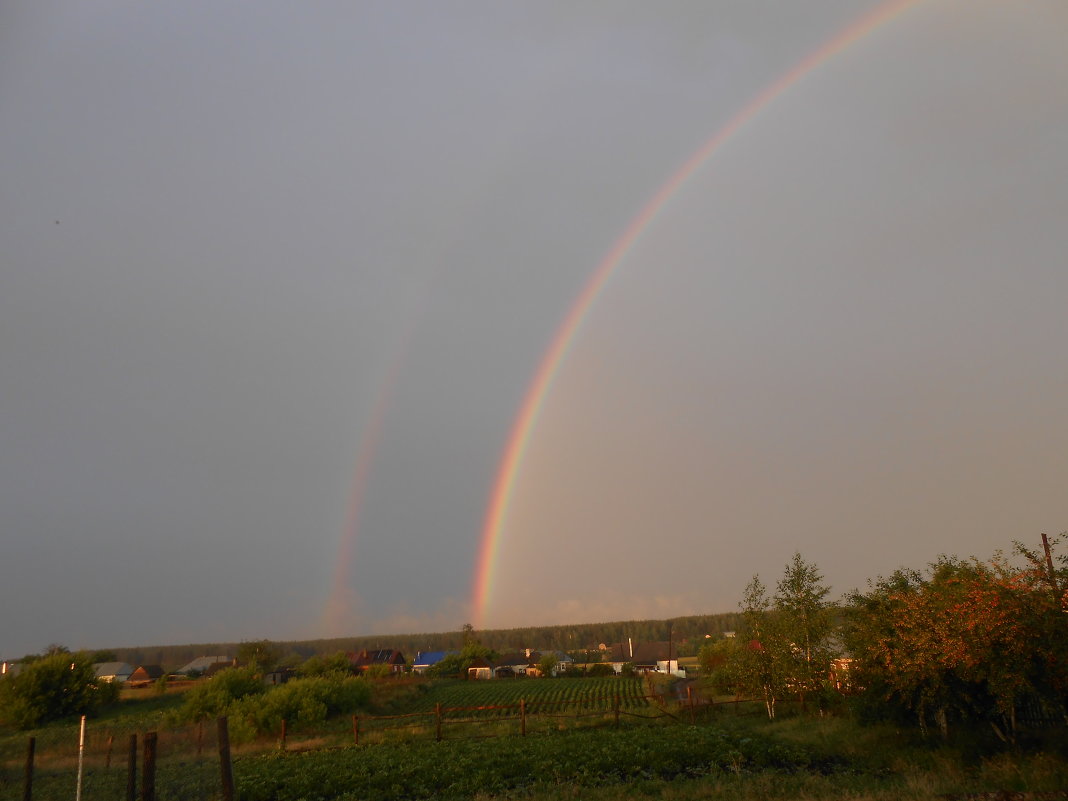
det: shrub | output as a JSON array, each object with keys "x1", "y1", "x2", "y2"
[
  {"x1": 177, "y1": 666, "x2": 264, "y2": 722},
  {"x1": 236, "y1": 675, "x2": 371, "y2": 733},
  {"x1": 297, "y1": 652, "x2": 353, "y2": 678},
  {"x1": 0, "y1": 651, "x2": 119, "y2": 728},
  {"x1": 586, "y1": 663, "x2": 615, "y2": 677}
]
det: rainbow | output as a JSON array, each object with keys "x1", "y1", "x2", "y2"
[
  {"x1": 322, "y1": 354, "x2": 406, "y2": 636},
  {"x1": 471, "y1": 0, "x2": 922, "y2": 629}
]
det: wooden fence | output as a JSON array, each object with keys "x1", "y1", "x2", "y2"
[{"x1": 5, "y1": 692, "x2": 756, "y2": 801}]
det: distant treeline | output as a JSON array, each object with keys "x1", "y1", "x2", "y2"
[{"x1": 106, "y1": 612, "x2": 744, "y2": 671}]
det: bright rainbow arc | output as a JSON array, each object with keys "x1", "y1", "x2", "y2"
[{"x1": 471, "y1": 0, "x2": 922, "y2": 629}]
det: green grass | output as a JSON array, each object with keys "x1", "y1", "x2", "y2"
[
  {"x1": 229, "y1": 715, "x2": 1068, "y2": 801},
  {"x1": 5, "y1": 679, "x2": 1066, "y2": 801}
]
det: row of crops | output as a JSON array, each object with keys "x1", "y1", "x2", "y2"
[
  {"x1": 406, "y1": 676, "x2": 650, "y2": 715},
  {"x1": 347, "y1": 676, "x2": 676, "y2": 743}
]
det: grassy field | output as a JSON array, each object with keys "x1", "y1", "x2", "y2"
[
  {"x1": 3, "y1": 677, "x2": 1066, "y2": 801},
  {"x1": 235, "y1": 711, "x2": 1068, "y2": 801}
]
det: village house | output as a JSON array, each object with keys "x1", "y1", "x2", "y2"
[
  {"x1": 411, "y1": 651, "x2": 457, "y2": 674},
  {"x1": 348, "y1": 649, "x2": 406, "y2": 674},
  {"x1": 126, "y1": 665, "x2": 165, "y2": 686},
  {"x1": 93, "y1": 662, "x2": 134, "y2": 683},
  {"x1": 176, "y1": 656, "x2": 233, "y2": 676},
  {"x1": 605, "y1": 640, "x2": 684, "y2": 677}
]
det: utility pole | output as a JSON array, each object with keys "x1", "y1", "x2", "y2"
[
  {"x1": 668, "y1": 623, "x2": 673, "y2": 676},
  {"x1": 1041, "y1": 533, "x2": 1060, "y2": 599}
]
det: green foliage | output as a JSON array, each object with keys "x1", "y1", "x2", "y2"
[
  {"x1": 233, "y1": 724, "x2": 817, "y2": 801},
  {"x1": 176, "y1": 666, "x2": 265, "y2": 722},
  {"x1": 426, "y1": 643, "x2": 498, "y2": 678},
  {"x1": 172, "y1": 668, "x2": 371, "y2": 742},
  {"x1": 362, "y1": 663, "x2": 393, "y2": 679},
  {"x1": 231, "y1": 675, "x2": 371, "y2": 738},
  {"x1": 401, "y1": 676, "x2": 647, "y2": 716},
  {"x1": 773, "y1": 553, "x2": 835, "y2": 710},
  {"x1": 844, "y1": 547, "x2": 1068, "y2": 738},
  {"x1": 732, "y1": 575, "x2": 789, "y2": 719},
  {"x1": 238, "y1": 639, "x2": 283, "y2": 672},
  {"x1": 0, "y1": 651, "x2": 119, "y2": 728},
  {"x1": 297, "y1": 651, "x2": 353, "y2": 678},
  {"x1": 537, "y1": 652, "x2": 559, "y2": 677},
  {"x1": 699, "y1": 637, "x2": 739, "y2": 694},
  {"x1": 586, "y1": 663, "x2": 615, "y2": 677},
  {"x1": 729, "y1": 555, "x2": 836, "y2": 718}
]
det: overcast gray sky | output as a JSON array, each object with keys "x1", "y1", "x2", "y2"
[{"x1": 2, "y1": 1, "x2": 1066, "y2": 658}]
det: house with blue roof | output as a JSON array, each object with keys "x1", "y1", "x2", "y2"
[{"x1": 410, "y1": 650, "x2": 456, "y2": 673}]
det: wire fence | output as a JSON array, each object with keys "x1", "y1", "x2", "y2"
[
  {"x1": 0, "y1": 718, "x2": 226, "y2": 801},
  {"x1": 0, "y1": 690, "x2": 747, "y2": 801}
]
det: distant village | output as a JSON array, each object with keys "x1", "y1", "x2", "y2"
[{"x1": 1, "y1": 639, "x2": 696, "y2": 686}]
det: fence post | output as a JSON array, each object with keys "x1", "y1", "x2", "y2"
[
  {"x1": 520, "y1": 699, "x2": 526, "y2": 737},
  {"x1": 142, "y1": 731, "x2": 157, "y2": 801},
  {"x1": 614, "y1": 693, "x2": 620, "y2": 728},
  {"x1": 105, "y1": 735, "x2": 114, "y2": 770},
  {"x1": 126, "y1": 733, "x2": 137, "y2": 801},
  {"x1": 218, "y1": 717, "x2": 235, "y2": 801},
  {"x1": 21, "y1": 737, "x2": 34, "y2": 801},
  {"x1": 196, "y1": 720, "x2": 203, "y2": 759},
  {"x1": 352, "y1": 715, "x2": 359, "y2": 746},
  {"x1": 280, "y1": 719, "x2": 287, "y2": 751},
  {"x1": 687, "y1": 685, "x2": 696, "y2": 725},
  {"x1": 75, "y1": 715, "x2": 86, "y2": 801},
  {"x1": 435, "y1": 703, "x2": 442, "y2": 742}
]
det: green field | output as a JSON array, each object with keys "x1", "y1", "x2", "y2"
[
  {"x1": 403, "y1": 676, "x2": 649, "y2": 713},
  {"x1": 5, "y1": 677, "x2": 1066, "y2": 801}
]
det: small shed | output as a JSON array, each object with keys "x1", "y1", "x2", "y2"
[
  {"x1": 127, "y1": 665, "x2": 165, "y2": 686},
  {"x1": 466, "y1": 656, "x2": 494, "y2": 680}
]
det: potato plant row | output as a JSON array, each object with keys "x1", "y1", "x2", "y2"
[{"x1": 405, "y1": 677, "x2": 649, "y2": 718}]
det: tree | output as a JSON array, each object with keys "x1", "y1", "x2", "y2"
[
  {"x1": 461, "y1": 623, "x2": 480, "y2": 647},
  {"x1": 537, "y1": 653, "x2": 559, "y2": 678},
  {"x1": 774, "y1": 553, "x2": 834, "y2": 712},
  {"x1": 297, "y1": 652, "x2": 353, "y2": 678},
  {"x1": 698, "y1": 637, "x2": 739, "y2": 695},
  {"x1": 844, "y1": 546, "x2": 1068, "y2": 740},
  {"x1": 237, "y1": 640, "x2": 282, "y2": 673},
  {"x1": 731, "y1": 575, "x2": 789, "y2": 719},
  {"x1": 0, "y1": 651, "x2": 119, "y2": 729}
]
